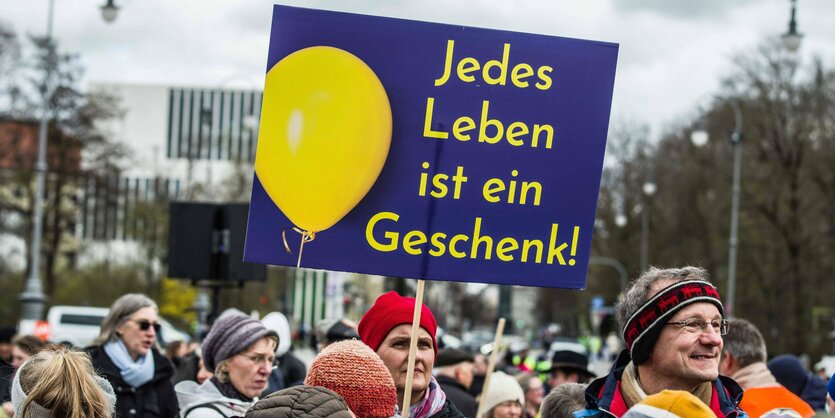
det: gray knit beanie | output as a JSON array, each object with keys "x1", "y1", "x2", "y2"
[
  {"x1": 203, "y1": 313, "x2": 280, "y2": 372},
  {"x1": 12, "y1": 359, "x2": 117, "y2": 418}
]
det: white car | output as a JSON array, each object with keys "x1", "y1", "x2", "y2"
[{"x1": 46, "y1": 305, "x2": 189, "y2": 348}]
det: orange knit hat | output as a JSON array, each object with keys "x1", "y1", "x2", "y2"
[{"x1": 304, "y1": 339, "x2": 397, "y2": 418}]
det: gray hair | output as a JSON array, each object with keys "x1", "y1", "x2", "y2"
[
  {"x1": 95, "y1": 294, "x2": 158, "y2": 345},
  {"x1": 721, "y1": 318, "x2": 766, "y2": 367},
  {"x1": 615, "y1": 266, "x2": 711, "y2": 332},
  {"x1": 539, "y1": 383, "x2": 587, "y2": 418}
]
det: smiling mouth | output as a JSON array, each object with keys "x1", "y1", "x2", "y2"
[{"x1": 690, "y1": 353, "x2": 717, "y2": 360}]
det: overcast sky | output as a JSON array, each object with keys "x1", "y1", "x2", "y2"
[{"x1": 2, "y1": 0, "x2": 835, "y2": 140}]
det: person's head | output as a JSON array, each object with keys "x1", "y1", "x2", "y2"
[
  {"x1": 245, "y1": 385, "x2": 355, "y2": 418},
  {"x1": 474, "y1": 354, "x2": 489, "y2": 375},
  {"x1": 617, "y1": 267, "x2": 725, "y2": 392},
  {"x1": 202, "y1": 313, "x2": 280, "y2": 399},
  {"x1": 1, "y1": 325, "x2": 17, "y2": 360},
  {"x1": 12, "y1": 346, "x2": 116, "y2": 418},
  {"x1": 516, "y1": 374, "x2": 544, "y2": 411},
  {"x1": 435, "y1": 348, "x2": 475, "y2": 390},
  {"x1": 196, "y1": 356, "x2": 213, "y2": 385},
  {"x1": 164, "y1": 340, "x2": 187, "y2": 360},
  {"x1": 261, "y1": 312, "x2": 293, "y2": 358},
  {"x1": 768, "y1": 355, "x2": 810, "y2": 398},
  {"x1": 622, "y1": 390, "x2": 714, "y2": 418},
  {"x1": 718, "y1": 318, "x2": 766, "y2": 379},
  {"x1": 358, "y1": 291, "x2": 438, "y2": 405},
  {"x1": 11, "y1": 335, "x2": 47, "y2": 370},
  {"x1": 304, "y1": 339, "x2": 397, "y2": 418},
  {"x1": 548, "y1": 351, "x2": 595, "y2": 388},
  {"x1": 481, "y1": 371, "x2": 525, "y2": 418},
  {"x1": 96, "y1": 293, "x2": 159, "y2": 360},
  {"x1": 538, "y1": 382, "x2": 587, "y2": 418},
  {"x1": 314, "y1": 318, "x2": 359, "y2": 350}
]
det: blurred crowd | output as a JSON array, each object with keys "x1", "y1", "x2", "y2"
[{"x1": 1, "y1": 266, "x2": 835, "y2": 417}]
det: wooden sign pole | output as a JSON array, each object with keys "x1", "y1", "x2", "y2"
[
  {"x1": 401, "y1": 279, "x2": 426, "y2": 418},
  {"x1": 475, "y1": 317, "x2": 506, "y2": 418}
]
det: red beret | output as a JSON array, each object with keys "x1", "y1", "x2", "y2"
[{"x1": 358, "y1": 291, "x2": 438, "y2": 354}]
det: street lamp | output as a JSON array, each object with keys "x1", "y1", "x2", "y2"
[
  {"x1": 20, "y1": 0, "x2": 121, "y2": 332},
  {"x1": 640, "y1": 181, "x2": 656, "y2": 270},
  {"x1": 100, "y1": 0, "x2": 120, "y2": 23},
  {"x1": 690, "y1": 100, "x2": 743, "y2": 318},
  {"x1": 781, "y1": 0, "x2": 802, "y2": 52}
]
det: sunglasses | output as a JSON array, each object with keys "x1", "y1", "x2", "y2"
[{"x1": 130, "y1": 319, "x2": 162, "y2": 333}]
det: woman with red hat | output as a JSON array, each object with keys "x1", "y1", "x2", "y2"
[{"x1": 359, "y1": 292, "x2": 465, "y2": 418}]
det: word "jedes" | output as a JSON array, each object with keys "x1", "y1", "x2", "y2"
[{"x1": 434, "y1": 40, "x2": 553, "y2": 90}]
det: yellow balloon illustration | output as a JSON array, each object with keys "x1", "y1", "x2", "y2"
[{"x1": 255, "y1": 46, "x2": 392, "y2": 234}]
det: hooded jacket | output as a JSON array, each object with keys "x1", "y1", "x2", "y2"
[
  {"x1": 176, "y1": 380, "x2": 252, "y2": 418},
  {"x1": 574, "y1": 350, "x2": 748, "y2": 418},
  {"x1": 245, "y1": 385, "x2": 353, "y2": 418}
]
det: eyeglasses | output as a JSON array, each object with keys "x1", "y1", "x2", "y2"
[
  {"x1": 238, "y1": 353, "x2": 277, "y2": 369},
  {"x1": 666, "y1": 318, "x2": 729, "y2": 335},
  {"x1": 130, "y1": 319, "x2": 161, "y2": 333}
]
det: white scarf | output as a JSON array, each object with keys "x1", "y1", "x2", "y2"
[{"x1": 104, "y1": 339, "x2": 155, "y2": 388}]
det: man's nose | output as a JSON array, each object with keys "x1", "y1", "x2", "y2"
[{"x1": 700, "y1": 326, "x2": 723, "y2": 346}]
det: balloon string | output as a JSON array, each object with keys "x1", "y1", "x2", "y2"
[
  {"x1": 281, "y1": 227, "x2": 315, "y2": 268},
  {"x1": 297, "y1": 232, "x2": 306, "y2": 269}
]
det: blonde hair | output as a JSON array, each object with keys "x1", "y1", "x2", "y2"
[{"x1": 17, "y1": 347, "x2": 113, "y2": 418}]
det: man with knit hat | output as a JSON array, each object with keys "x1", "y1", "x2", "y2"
[
  {"x1": 359, "y1": 291, "x2": 464, "y2": 418},
  {"x1": 575, "y1": 266, "x2": 748, "y2": 418},
  {"x1": 305, "y1": 339, "x2": 397, "y2": 418},
  {"x1": 719, "y1": 318, "x2": 813, "y2": 418}
]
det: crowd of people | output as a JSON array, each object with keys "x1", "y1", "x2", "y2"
[{"x1": 0, "y1": 266, "x2": 834, "y2": 417}]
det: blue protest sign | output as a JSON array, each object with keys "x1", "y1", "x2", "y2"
[{"x1": 245, "y1": 5, "x2": 618, "y2": 289}]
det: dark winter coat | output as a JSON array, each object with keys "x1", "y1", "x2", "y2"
[
  {"x1": 436, "y1": 376, "x2": 478, "y2": 418},
  {"x1": 430, "y1": 399, "x2": 466, "y2": 418},
  {"x1": 0, "y1": 359, "x2": 12, "y2": 403},
  {"x1": 576, "y1": 350, "x2": 748, "y2": 418},
  {"x1": 88, "y1": 345, "x2": 179, "y2": 418}
]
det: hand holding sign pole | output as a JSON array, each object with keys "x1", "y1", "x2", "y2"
[{"x1": 255, "y1": 46, "x2": 392, "y2": 267}]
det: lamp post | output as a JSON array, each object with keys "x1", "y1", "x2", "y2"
[
  {"x1": 781, "y1": 0, "x2": 802, "y2": 52},
  {"x1": 640, "y1": 181, "x2": 656, "y2": 271},
  {"x1": 100, "y1": 0, "x2": 120, "y2": 23},
  {"x1": 691, "y1": 100, "x2": 743, "y2": 318},
  {"x1": 19, "y1": 0, "x2": 120, "y2": 332}
]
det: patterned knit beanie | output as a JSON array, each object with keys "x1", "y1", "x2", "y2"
[
  {"x1": 358, "y1": 291, "x2": 438, "y2": 354},
  {"x1": 622, "y1": 280, "x2": 723, "y2": 365},
  {"x1": 622, "y1": 390, "x2": 714, "y2": 418},
  {"x1": 304, "y1": 339, "x2": 397, "y2": 418},
  {"x1": 202, "y1": 312, "x2": 279, "y2": 372}
]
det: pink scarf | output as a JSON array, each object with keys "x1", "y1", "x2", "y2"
[{"x1": 395, "y1": 377, "x2": 447, "y2": 418}]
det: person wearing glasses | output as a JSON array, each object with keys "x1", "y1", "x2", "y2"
[
  {"x1": 88, "y1": 293, "x2": 179, "y2": 417},
  {"x1": 176, "y1": 312, "x2": 278, "y2": 417},
  {"x1": 574, "y1": 267, "x2": 748, "y2": 418}
]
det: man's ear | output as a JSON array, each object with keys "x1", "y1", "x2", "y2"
[
  {"x1": 719, "y1": 352, "x2": 734, "y2": 375},
  {"x1": 453, "y1": 365, "x2": 465, "y2": 382}
]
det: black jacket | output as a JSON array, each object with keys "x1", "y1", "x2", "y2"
[
  {"x1": 436, "y1": 376, "x2": 478, "y2": 418},
  {"x1": 430, "y1": 399, "x2": 466, "y2": 418},
  {"x1": 0, "y1": 359, "x2": 12, "y2": 403},
  {"x1": 88, "y1": 345, "x2": 179, "y2": 418}
]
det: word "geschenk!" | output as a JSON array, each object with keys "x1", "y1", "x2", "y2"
[{"x1": 424, "y1": 40, "x2": 555, "y2": 149}]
